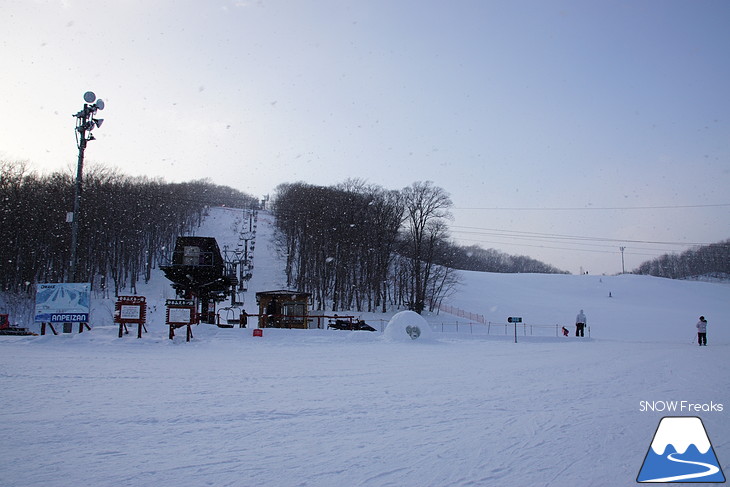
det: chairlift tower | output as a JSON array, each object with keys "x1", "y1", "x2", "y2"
[{"x1": 69, "y1": 91, "x2": 105, "y2": 282}]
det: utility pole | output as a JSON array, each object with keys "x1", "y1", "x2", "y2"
[
  {"x1": 619, "y1": 246, "x2": 626, "y2": 274},
  {"x1": 69, "y1": 91, "x2": 105, "y2": 282}
]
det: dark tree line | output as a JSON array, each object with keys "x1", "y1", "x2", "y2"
[
  {"x1": 435, "y1": 244, "x2": 569, "y2": 274},
  {"x1": 0, "y1": 160, "x2": 258, "y2": 296},
  {"x1": 2, "y1": 157, "x2": 570, "y2": 318},
  {"x1": 272, "y1": 180, "x2": 564, "y2": 315},
  {"x1": 634, "y1": 240, "x2": 730, "y2": 279},
  {"x1": 273, "y1": 180, "x2": 404, "y2": 312}
]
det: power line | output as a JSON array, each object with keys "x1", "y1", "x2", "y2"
[
  {"x1": 449, "y1": 225, "x2": 713, "y2": 247},
  {"x1": 452, "y1": 236, "x2": 665, "y2": 257},
  {"x1": 454, "y1": 203, "x2": 730, "y2": 211},
  {"x1": 447, "y1": 226, "x2": 729, "y2": 263}
]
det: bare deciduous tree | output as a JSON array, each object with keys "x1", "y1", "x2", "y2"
[{"x1": 401, "y1": 181, "x2": 452, "y2": 314}]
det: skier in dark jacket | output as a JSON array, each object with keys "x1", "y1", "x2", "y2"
[
  {"x1": 575, "y1": 309, "x2": 587, "y2": 337},
  {"x1": 266, "y1": 297, "x2": 279, "y2": 327},
  {"x1": 696, "y1": 316, "x2": 708, "y2": 346}
]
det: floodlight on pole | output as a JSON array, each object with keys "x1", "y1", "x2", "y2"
[
  {"x1": 620, "y1": 246, "x2": 626, "y2": 274},
  {"x1": 69, "y1": 91, "x2": 105, "y2": 282}
]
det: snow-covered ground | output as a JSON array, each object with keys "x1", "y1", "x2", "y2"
[{"x1": 1, "y1": 207, "x2": 728, "y2": 487}]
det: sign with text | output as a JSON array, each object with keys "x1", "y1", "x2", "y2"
[
  {"x1": 120, "y1": 306, "x2": 141, "y2": 320},
  {"x1": 166, "y1": 305, "x2": 195, "y2": 325},
  {"x1": 34, "y1": 283, "x2": 91, "y2": 323},
  {"x1": 115, "y1": 296, "x2": 147, "y2": 325}
]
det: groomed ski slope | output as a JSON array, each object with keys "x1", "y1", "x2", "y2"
[{"x1": 1, "y1": 206, "x2": 728, "y2": 487}]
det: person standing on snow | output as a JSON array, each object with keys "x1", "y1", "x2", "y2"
[
  {"x1": 696, "y1": 316, "x2": 708, "y2": 346},
  {"x1": 575, "y1": 309, "x2": 587, "y2": 337},
  {"x1": 266, "y1": 297, "x2": 279, "y2": 327}
]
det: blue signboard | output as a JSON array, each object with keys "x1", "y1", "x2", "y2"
[{"x1": 34, "y1": 283, "x2": 91, "y2": 323}]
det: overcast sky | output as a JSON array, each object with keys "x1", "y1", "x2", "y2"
[{"x1": 2, "y1": 0, "x2": 729, "y2": 274}]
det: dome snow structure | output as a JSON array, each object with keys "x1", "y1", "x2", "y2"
[{"x1": 384, "y1": 310, "x2": 435, "y2": 342}]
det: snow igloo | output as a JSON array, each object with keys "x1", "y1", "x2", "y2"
[{"x1": 384, "y1": 310, "x2": 435, "y2": 342}]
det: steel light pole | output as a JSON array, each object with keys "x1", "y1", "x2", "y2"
[
  {"x1": 620, "y1": 246, "x2": 626, "y2": 274},
  {"x1": 69, "y1": 91, "x2": 105, "y2": 282}
]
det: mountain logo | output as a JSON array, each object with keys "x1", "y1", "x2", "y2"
[{"x1": 637, "y1": 416, "x2": 726, "y2": 483}]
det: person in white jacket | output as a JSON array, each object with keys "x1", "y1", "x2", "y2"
[
  {"x1": 696, "y1": 316, "x2": 708, "y2": 346},
  {"x1": 575, "y1": 309, "x2": 587, "y2": 337}
]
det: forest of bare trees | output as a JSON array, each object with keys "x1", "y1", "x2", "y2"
[
  {"x1": 272, "y1": 180, "x2": 404, "y2": 313},
  {"x1": 271, "y1": 180, "x2": 564, "y2": 314},
  {"x1": 0, "y1": 160, "x2": 258, "y2": 296},
  {"x1": 3, "y1": 158, "x2": 579, "y2": 317},
  {"x1": 634, "y1": 240, "x2": 730, "y2": 279},
  {"x1": 434, "y1": 244, "x2": 568, "y2": 274}
]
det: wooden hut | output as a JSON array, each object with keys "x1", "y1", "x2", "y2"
[{"x1": 255, "y1": 290, "x2": 311, "y2": 329}]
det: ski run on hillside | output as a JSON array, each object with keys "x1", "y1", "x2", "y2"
[{"x1": 1, "y1": 207, "x2": 728, "y2": 487}]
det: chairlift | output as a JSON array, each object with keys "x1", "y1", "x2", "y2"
[{"x1": 216, "y1": 306, "x2": 247, "y2": 328}]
